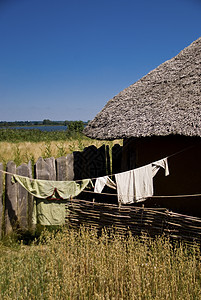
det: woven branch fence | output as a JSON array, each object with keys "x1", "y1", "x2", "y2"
[{"x1": 66, "y1": 199, "x2": 201, "y2": 244}]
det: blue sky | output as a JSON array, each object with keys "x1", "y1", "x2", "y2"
[{"x1": 0, "y1": 0, "x2": 201, "y2": 122}]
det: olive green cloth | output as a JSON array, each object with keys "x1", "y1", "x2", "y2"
[
  {"x1": 32, "y1": 198, "x2": 68, "y2": 226},
  {"x1": 12, "y1": 174, "x2": 93, "y2": 226}
]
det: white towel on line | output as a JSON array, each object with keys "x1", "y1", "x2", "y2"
[
  {"x1": 115, "y1": 164, "x2": 153, "y2": 204},
  {"x1": 94, "y1": 176, "x2": 116, "y2": 193},
  {"x1": 152, "y1": 157, "x2": 169, "y2": 177},
  {"x1": 115, "y1": 157, "x2": 169, "y2": 204}
]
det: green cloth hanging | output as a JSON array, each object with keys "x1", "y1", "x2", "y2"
[{"x1": 12, "y1": 174, "x2": 93, "y2": 226}]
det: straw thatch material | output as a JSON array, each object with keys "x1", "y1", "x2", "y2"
[{"x1": 84, "y1": 37, "x2": 201, "y2": 140}]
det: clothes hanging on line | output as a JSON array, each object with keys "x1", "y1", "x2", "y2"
[
  {"x1": 32, "y1": 198, "x2": 67, "y2": 226},
  {"x1": 12, "y1": 174, "x2": 93, "y2": 200},
  {"x1": 152, "y1": 157, "x2": 169, "y2": 177},
  {"x1": 115, "y1": 164, "x2": 153, "y2": 204},
  {"x1": 11, "y1": 156, "x2": 169, "y2": 223},
  {"x1": 12, "y1": 174, "x2": 93, "y2": 226},
  {"x1": 94, "y1": 157, "x2": 169, "y2": 204},
  {"x1": 94, "y1": 176, "x2": 116, "y2": 193}
]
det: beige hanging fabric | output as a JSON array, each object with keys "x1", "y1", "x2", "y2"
[
  {"x1": 115, "y1": 157, "x2": 169, "y2": 204},
  {"x1": 94, "y1": 176, "x2": 116, "y2": 193}
]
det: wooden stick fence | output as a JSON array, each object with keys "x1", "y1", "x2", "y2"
[
  {"x1": 0, "y1": 144, "x2": 112, "y2": 236},
  {"x1": 65, "y1": 199, "x2": 201, "y2": 243},
  {"x1": 1, "y1": 143, "x2": 201, "y2": 243}
]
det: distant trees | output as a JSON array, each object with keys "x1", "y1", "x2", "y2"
[
  {"x1": 0, "y1": 121, "x2": 35, "y2": 127},
  {"x1": 65, "y1": 121, "x2": 84, "y2": 135},
  {"x1": 42, "y1": 119, "x2": 62, "y2": 125},
  {"x1": 42, "y1": 119, "x2": 52, "y2": 125},
  {"x1": 0, "y1": 120, "x2": 89, "y2": 138},
  {"x1": 0, "y1": 120, "x2": 90, "y2": 142}
]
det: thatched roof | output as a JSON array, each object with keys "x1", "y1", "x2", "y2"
[{"x1": 84, "y1": 37, "x2": 201, "y2": 140}]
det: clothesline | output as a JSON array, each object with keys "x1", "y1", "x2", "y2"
[
  {"x1": 89, "y1": 143, "x2": 196, "y2": 181},
  {"x1": 0, "y1": 143, "x2": 199, "y2": 204},
  {"x1": 0, "y1": 143, "x2": 198, "y2": 227},
  {"x1": 0, "y1": 143, "x2": 196, "y2": 183},
  {"x1": 0, "y1": 156, "x2": 169, "y2": 204},
  {"x1": 164, "y1": 143, "x2": 196, "y2": 159},
  {"x1": 1, "y1": 162, "x2": 201, "y2": 202},
  {"x1": 82, "y1": 189, "x2": 201, "y2": 199},
  {"x1": 8, "y1": 168, "x2": 201, "y2": 203},
  {"x1": 81, "y1": 143, "x2": 197, "y2": 182},
  {"x1": 2, "y1": 169, "x2": 201, "y2": 200}
]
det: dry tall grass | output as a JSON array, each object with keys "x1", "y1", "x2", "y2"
[
  {"x1": 1, "y1": 139, "x2": 200, "y2": 299},
  {"x1": 0, "y1": 227, "x2": 201, "y2": 299},
  {"x1": 0, "y1": 139, "x2": 122, "y2": 166}
]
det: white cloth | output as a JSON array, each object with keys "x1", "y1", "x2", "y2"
[
  {"x1": 115, "y1": 169, "x2": 135, "y2": 204},
  {"x1": 115, "y1": 164, "x2": 153, "y2": 204},
  {"x1": 152, "y1": 157, "x2": 169, "y2": 177},
  {"x1": 115, "y1": 157, "x2": 169, "y2": 204},
  {"x1": 135, "y1": 164, "x2": 154, "y2": 201},
  {"x1": 94, "y1": 176, "x2": 116, "y2": 193}
]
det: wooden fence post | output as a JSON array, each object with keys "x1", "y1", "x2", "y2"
[
  {"x1": 0, "y1": 163, "x2": 3, "y2": 238},
  {"x1": 73, "y1": 145, "x2": 107, "y2": 180},
  {"x1": 35, "y1": 157, "x2": 55, "y2": 180},
  {"x1": 106, "y1": 145, "x2": 111, "y2": 175},
  {"x1": 66, "y1": 153, "x2": 74, "y2": 180},
  {"x1": 56, "y1": 153, "x2": 74, "y2": 181},
  {"x1": 27, "y1": 161, "x2": 34, "y2": 230},
  {"x1": 44, "y1": 157, "x2": 56, "y2": 180},
  {"x1": 16, "y1": 162, "x2": 33, "y2": 230},
  {"x1": 112, "y1": 144, "x2": 123, "y2": 174},
  {"x1": 5, "y1": 161, "x2": 33, "y2": 233},
  {"x1": 5, "y1": 161, "x2": 17, "y2": 234},
  {"x1": 121, "y1": 139, "x2": 137, "y2": 172}
]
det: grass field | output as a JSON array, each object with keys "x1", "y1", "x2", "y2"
[
  {"x1": 0, "y1": 139, "x2": 122, "y2": 167},
  {"x1": 0, "y1": 136, "x2": 201, "y2": 299},
  {"x1": 0, "y1": 227, "x2": 201, "y2": 299},
  {"x1": 0, "y1": 128, "x2": 122, "y2": 166}
]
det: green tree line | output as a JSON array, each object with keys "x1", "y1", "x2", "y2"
[
  {"x1": 0, "y1": 120, "x2": 89, "y2": 127},
  {"x1": 0, "y1": 121, "x2": 89, "y2": 142}
]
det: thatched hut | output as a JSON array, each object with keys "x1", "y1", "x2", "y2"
[{"x1": 84, "y1": 37, "x2": 201, "y2": 217}]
